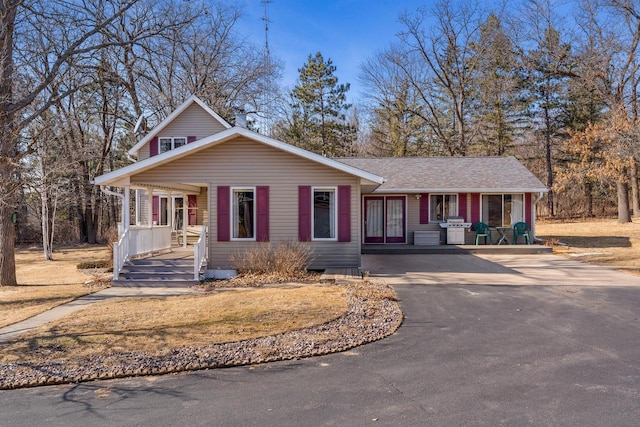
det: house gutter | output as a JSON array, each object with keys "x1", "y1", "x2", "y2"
[
  {"x1": 100, "y1": 186, "x2": 128, "y2": 235},
  {"x1": 100, "y1": 185, "x2": 123, "y2": 200}
]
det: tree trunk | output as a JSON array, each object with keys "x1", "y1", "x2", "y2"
[
  {"x1": 41, "y1": 188, "x2": 53, "y2": 260},
  {"x1": 585, "y1": 181, "x2": 593, "y2": 218},
  {"x1": 543, "y1": 101, "x2": 554, "y2": 217},
  {"x1": 0, "y1": 114, "x2": 18, "y2": 285},
  {"x1": 0, "y1": 201, "x2": 17, "y2": 286},
  {"x1": 631, "y1": 161, "x2": 640, "y2": 217},
  {"x1": 617, "y1": 180, "x2": 631, "y2": 223},
  {"x1": 0, "y1": 1, "x2": 18, "y2": 286}
]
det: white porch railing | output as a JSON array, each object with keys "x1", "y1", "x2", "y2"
[
  {"x1": 113, "y1": 227, "x2": 130, "y2": 281},
  {"x1": 129, "y1": 225, "x2": 172, "y2": 255},
  {"x1": 194, "y1": 226, "x2": 207, "y2": 280},
  {"x1": 112, "y1": 226, "x2": 172, "y2": 280}
]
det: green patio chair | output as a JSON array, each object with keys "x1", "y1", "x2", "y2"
[
  {"x1": 512, "y1": 222, "x2": 531, "y2": 244},
  {"x1": 473, "y1": 222, "x2": 492, "y2": 245}
]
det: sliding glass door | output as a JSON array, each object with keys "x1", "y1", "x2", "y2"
[{"x1": 364, "y1": 196, "x2": 406, "y2": 244}]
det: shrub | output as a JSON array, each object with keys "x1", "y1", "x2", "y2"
[
  {"x1": 77, "y1": 260, "x2": 112, "y2": 270},
  {"x1": 104, "y1": 226, "x2": 119, "y2": 263},
  {"x1": 230, "y1": 241, "x2": 315, "y2": 276}
]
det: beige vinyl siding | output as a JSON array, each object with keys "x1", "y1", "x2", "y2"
[
  {"x1": 138, "y1": 143, "x2": 150, "y2": 161},
  {"x1": 195, "y1": 188, "x2": 207, "y2": 226},
  {"x1": 137, "y1": 189, "x2": 150, "y2": 225},
  {"x1": 404, "y1": 193, "x2": 475, "y2": 245},
  {"x1": 137, "y1": 103, "x2": 228, "y2": 161},
  {"x1": 400, "y1": 195, "x2": 443, "y2": 245},
  {"x1": 132, "y1": 137, "x2": 361, "y2": 268}
]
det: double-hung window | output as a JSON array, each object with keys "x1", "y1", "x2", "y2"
[
  {"x1": 159, "y1": 137, "x2": 187, "y2": 153},
  {"x1": 429, "y1": 194, "x2": 457, "y2": 222},
  {"x1": 482, "y1": 194, "x2": 524, "y2": 227},
  {"x1": 232, "y1": 188, "x2": 255, "y2": 240},
  {"x1": 313, "y1": 188, "x2": 336, "y2": 240}
]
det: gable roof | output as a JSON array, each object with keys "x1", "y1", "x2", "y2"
[
  {"x1": 337, "y1": 156, "x2": 547, "y2": 193},
  {"x1": 127, "y1": 95, "x2": 232, "y2": 156},
  {"x1": 95, "y1": 126, "x2": 386, "y2": 187}
]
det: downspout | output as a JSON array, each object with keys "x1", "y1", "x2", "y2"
[
  {"x1": 532, "y1": 191, "x2": 544, "y2": 242},
  {"x1": 100, "y1": 186, "x2": 128, "y2": 234}
]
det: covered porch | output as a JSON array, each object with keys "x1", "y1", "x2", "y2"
[{"x1": 108, "y1": 181, "x2": 209, "y2": 283}]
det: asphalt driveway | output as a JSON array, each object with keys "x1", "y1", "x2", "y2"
[
  {"x1": 362, "y1": 252, "x2": 640, "y2": 286},
  {"x1": 2, "y1": 254, "x2": 640, "y2": 426}
]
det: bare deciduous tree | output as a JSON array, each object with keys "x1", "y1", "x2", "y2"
[
  {"x1": 0, "y1": 0, "x2": 184, "y2": 285},
  {"x1": 396, "y1": 0, "x2": 486, "y2": 156}
]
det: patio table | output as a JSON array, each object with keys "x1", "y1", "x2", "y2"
[{"x1": 495, "y1": 226, "x2": 511, "y2": 245}]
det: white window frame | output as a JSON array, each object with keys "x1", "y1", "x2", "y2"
[
  {"x1": 159, "y1": 137, "x2": 187, "y2": 153},
  {"x1": 480, "y1": 193, "x2": 525, "y2": 227},
  {"x1": 312, "y1": 186, "x2": 338, "y2": 241},
  {"x1": 429, "y1": 193, "x2": 458, "y2": 223},
  {"x1": 231, "y1": 187, "x2": 256, "y2": 241}
]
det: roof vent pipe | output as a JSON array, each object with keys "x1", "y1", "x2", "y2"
[{"x1": 235, "y1": 113, "x2": 247, "y2": 128}]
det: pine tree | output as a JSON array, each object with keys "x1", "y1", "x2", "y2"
[
  {"x1": 523, "y1": 25, "x2": 574, "y2": 216},
  {"x1": 470, "y1": 14, "x2": 526, "y2": 156},
  {"x1": 284, "y1": 52, "x2": 355, "y2": 156}
]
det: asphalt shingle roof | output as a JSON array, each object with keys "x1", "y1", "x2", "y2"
[{"x1": 337, "y1": 156, "x2": 547, "y2": 193}]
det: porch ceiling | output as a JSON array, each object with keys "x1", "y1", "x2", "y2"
[{"x1": 132, "y1": 182, "x2": 205, "y2": 194}]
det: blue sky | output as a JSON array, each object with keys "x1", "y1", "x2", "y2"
[{"x1": 238, "y1": 0, "x2": 429, "y2": 103}]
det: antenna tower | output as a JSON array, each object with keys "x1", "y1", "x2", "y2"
[
  {"x1": 262, "y1": 0, "x2": 271, "y2": 58},
  {"x1": 261, "y1": 0, "x2": 273, "y2": 135}
]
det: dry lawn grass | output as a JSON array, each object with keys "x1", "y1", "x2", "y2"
[
  {"x1": 537, "y1": 218, "x2": 640, "y2": 274},
  {"x1": 0, "y1": 285, "x2": 347, "y2": 364},
  {"x1": 0, "y1": 245, "x2": 110, "y2": 329}
]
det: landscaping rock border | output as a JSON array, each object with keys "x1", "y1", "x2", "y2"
[{"x1": 0, "y1": 280, "x2": 402, "y2": 390}]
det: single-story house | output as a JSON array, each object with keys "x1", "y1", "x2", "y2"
[{"x1": 93, "y1": 96, "x2": 547, "y2": 280}]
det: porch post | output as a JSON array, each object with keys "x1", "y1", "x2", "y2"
[
  {"x1": 147, "y1": 188, "x2": 153, "y2": 227},
  {"x1": 123, "y1": 186, "x2": 130, "y2": 233},
  {"x1": 168, "y1": 191, "x2": 173, "y2": 230},
  {"x1": 182, "y1": 194, "x2": 188, "y2": 248},
  {"x1": 147, "y1": 187, "x2": 154, "y2": 254},
  {"x1": 135, "y1": 189, "x2": 141, "y2": 225}
]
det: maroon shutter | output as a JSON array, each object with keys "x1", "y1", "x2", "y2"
[
  {"x1": 419, "y1": 193, "x2": 429, "y2": 224},
  {"x1": 298, "y1": 186, "x2": 311, "y2": 242},
  {"x1": 458, "y1": 193, "x2": 467, "y2": 222},
  {"x1": 256, "y1": 186, "x2": 269, "y2": 241},
  {"x1": 149, "y1": 137, "x2": 158, "y2": 157},
  {"x1": 217, "y1": 186, "x2": 230, "y2": 242},
  {"x1": 187, "y1": 136, "x2": 197, "y2": 143},
  {"x1": 471, "y1": 193, "x2": 481, "y2": 227},
  {"x1": 152, "y1": 196, "x2": 159, "y2": 224},
  {"x1": 338, "y1": 185, "x2": 351, "y2": 242},
  {"x1": 525, "y1": 193, "x2": 532, "y2": 226},
  {"x1": 187, "y1": 195, "x2": 197, "y2": 226}
]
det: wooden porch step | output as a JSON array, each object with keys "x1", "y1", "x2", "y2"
[
  {"x1": 320, "y1": 267, "x2": 363, "y2": 283},
  {"x1": 112, "y1": 280, "x2": 198, "y2": 288},
  {"x1": 114, "y1": 257, "x2": 202, "y2": 288},
  {"x1": 125, "y1": 259, "x2": 193, "y2": 267}
]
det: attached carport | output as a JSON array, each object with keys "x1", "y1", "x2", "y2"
[{"x1": 362, "y1": 253, "x2": 640, "y2": 287}]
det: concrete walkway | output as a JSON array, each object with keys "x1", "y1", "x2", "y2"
[{"x1": 0, "y1": 286, "x2": 196, "y2": 344}]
